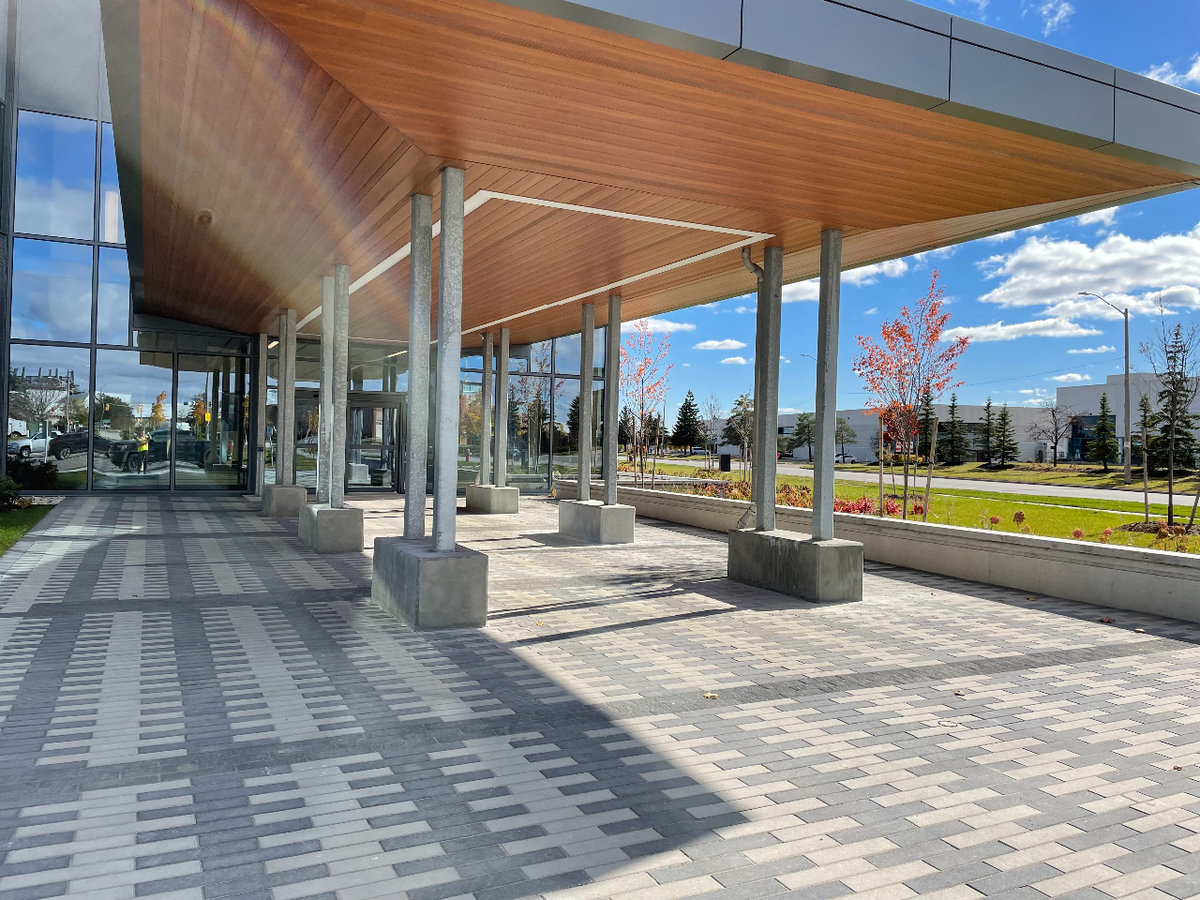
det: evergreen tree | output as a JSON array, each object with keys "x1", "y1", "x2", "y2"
[
  {"x1": 1137, "y1": 393, "x2": 1155, "y2": 470},
  {"x1": 978, "y1": 397, "x2": 995, "y2": 464},
  {"x1": 945, "y1": 393, "x2": 968, "y2": 465},
  {"x1": 618, "y1": 405, "x2": 634, "y2": 449},
  {"x1": 994, "y1": 403, "x2": 1019, "y2": 466},
  {"x1": 835, "y1": 417, "x2": 857, "y2": 459},
  {"x1": 671, "y1": 390, "x2": 706, "y2": 451},
  {"x1": 506, "y1": 387, "x2": 521, "y2": 454},
  {"x1": 566, "y1": 394, "x2": 580, "y2": 446},
  {"x1": 792, "y1": 412, "x2": 815, "y2": 461},
  {"x1": 1087, "y1": 392, "x2": 1120, "y2": 471},
  {"x1": 917, "y1": 385, "x2": 936, "y2": 459}
]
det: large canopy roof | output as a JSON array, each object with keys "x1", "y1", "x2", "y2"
[{"x1": 102, "y1": 0, "x2": 1200, "y2": 346}]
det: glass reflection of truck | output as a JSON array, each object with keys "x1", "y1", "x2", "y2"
[
  {"x1": 108, "y1": 427, "x2": 203, "y2": 471},
  {"x1": 7, "y1": 429, "x2": 57, "y2": 458}
]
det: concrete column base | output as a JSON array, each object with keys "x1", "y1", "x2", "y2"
[
  {"x1": 347, "y1": 462, "x2": 369, "y2": 485},
  {"x1": 262, "y1": 484, "x2": 308, "y2": 517},
  {"x1": 465, "y1": 484, "x2": 520, "y2": 514},
  {"x1": 558, "y1": 500, "x2": 636, "y2": 544},
  {"x1": 372, "y1": 537, "x2": 488, "y2": 629},
  {"x1": 728, "y1": 528, "x2": 863, "y2": 602},
  {"x1": 299, "y1": 504, "x2": 364, "y2": 553}
]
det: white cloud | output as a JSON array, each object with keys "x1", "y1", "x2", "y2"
[
  {"x1": 781, "y1": 259, "x2": 908, "y2": 304},
  {"x1": 1142, "y1": 54, "x2": 1200, "y2": 88},
  {"x1": 977, "y1": 225, "x2": 1200, "y2": 316},
  {"x1": 844, "y1": 258, "x2": 909, "y2": 286},
  {"x1": 863, "y1": 307, "x2": 879, "y2": 316},
  {"x1": 1075, "y1": 207, "x2": 1117, "y2": 228},
  {"x1": 1018, "y1": 389, "x2": 1041, "y2": 395},
  {"x1": 778, "y1": 407, "x2": 802, "y2": 414},
  {"x1": 782, "y1": 281, "x2": 819, "y2": 304},
  {"x1": 980, "y1": 223, "x2": 1045, "y2": 245},
  {"x1": 940, "y1": 317, "x2": 1101, "y2": 343},
  {"x1": 621, "y1": 317, "x2": 695, "y2": 334},
  {"x1": 735, "y1": 305, "x2": 755, "y2": 315},
  {"x1": 1035, "y1": 0, "x2": 1074, "y2": 35},
  {"x1": 681, "y1": 362, "x2": 691, "y2": 367},
  {"x1": 912, "y1": 246, "x2": 958, "y2": 266},
  {"x1": 1066, "y1": 345, "x2": 1116, "y2": 355},
  {"x1": 781, "y1": 356, "x2": 791, "y2": 364},
  {"x1": 693, "y1": 338, "x2": 746, "y2": 351},
  {"x1": 1051, "y1": 373, "x2": 1087, "y2": 383},
  {"x1": 720, "y1": 356, "x2": 749, "y2": 366}
]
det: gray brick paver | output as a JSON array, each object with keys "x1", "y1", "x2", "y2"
[{"x1": 5, "y1": 496, "x2": 1200, "y2": 900}]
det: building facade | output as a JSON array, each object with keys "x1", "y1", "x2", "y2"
[{"x1": 0, "y1": 0, "x2": 606, "y2": 496}]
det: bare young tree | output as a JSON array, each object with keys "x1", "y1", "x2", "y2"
[
  {"x1": 701, "y1": 392, "x2": 722, "y2": 468},
  {"x1": 8, "y1": 382, "x2": 66, "y2": 433},
  {"x1": 1027, "y1": 399, "x2": 1077, "y2": 467},
  {"x1": 1140, "y1": 308, "x2": 1200, "y2": 527}
]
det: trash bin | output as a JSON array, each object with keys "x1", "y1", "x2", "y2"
[{"x1": 719, "y1": 453, "x2": 732, "y2": 472}]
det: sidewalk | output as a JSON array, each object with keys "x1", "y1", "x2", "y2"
[{"x1": 1, "y1": 493, "x2": 1199, "y2": 899}]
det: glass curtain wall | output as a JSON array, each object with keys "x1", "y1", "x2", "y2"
[{"x1": 484, "y1": 329, "x2": 605, "y2": 493}]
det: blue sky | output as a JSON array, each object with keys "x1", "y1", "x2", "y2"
[{"x1": 632, "y1": 0, "x2": 1200, "y2": 418}]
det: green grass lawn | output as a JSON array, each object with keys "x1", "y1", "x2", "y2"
[
  {"x1": 637, "y1": 462, "x2": 1195, "y2": 550},
  {"x1": 838, "y1": 460, "x2": 1193, "y2": 495},
  {"x1": 0, "y1": 505, "x2": 52, "y2": 555}
]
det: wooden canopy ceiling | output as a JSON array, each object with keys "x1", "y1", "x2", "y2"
[{"x1": 106, "y1": 0, "x2": 1197, "y2": 346}]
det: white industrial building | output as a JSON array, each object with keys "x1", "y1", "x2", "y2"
[{"x1": 713, "y1": 369, "x2": 1200, "y2": 465}]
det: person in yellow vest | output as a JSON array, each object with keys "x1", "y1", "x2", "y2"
[{"x1": 135, "y1": 429, "x2": 150, "y2": 473}]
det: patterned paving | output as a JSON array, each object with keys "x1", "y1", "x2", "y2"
[{"x1": 3, "y1": 494, "x2": 1200, "y2": 898}]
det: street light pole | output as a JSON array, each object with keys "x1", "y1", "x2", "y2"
[{"x1": 1079, "y1": 291, "x2": 1131, "y2": 484}]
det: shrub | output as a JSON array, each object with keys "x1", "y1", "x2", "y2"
[
  {"x1": 0, "y1": 477, "x2": 20, "y2": 511},
  {"x1": 1072, "y1": 528, "x2": 1085, "y2": 540},
  {"x1": 776, "y1": 483, "x2": 812, "y2": 508},
  {"x1": 6, "y1": 458, "x2": 59, "y2": 490}
]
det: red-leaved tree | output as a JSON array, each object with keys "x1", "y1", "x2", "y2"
[
  {"x1": 620, "y1": 319, "x2": 672, "y2": 487},
  {"x1": 852, "y1": 271, "x2": 968, "y2": 517}
]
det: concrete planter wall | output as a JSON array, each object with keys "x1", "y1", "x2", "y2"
[{"x1": 557, "y1": 480, "x2": 1200, "y2": 623}]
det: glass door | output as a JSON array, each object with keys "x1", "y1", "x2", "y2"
[
  {"x1": 347, "y1": 400, "x2": 403, "y2": 491},
  {"x1": 295, "y1": 393, "x2": 320, "y2": 490}
]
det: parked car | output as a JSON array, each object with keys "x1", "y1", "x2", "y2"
[
  {"x1": 7, "y1": 429, "x2": 58, "y2": 458},
  {"x1": 835, "y1": 453, "x2": 858, "y2": 464},
  {"x1": 109, "y1": 427, "x2": 203, "y2": 471},
  {"x1": 48, "y1": 429, "x2": 109, "y2": 460}
]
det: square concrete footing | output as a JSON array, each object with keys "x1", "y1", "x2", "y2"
[
  {"x1": 558, "y1": 499, "x2": 636, "y2": 544},
  {"x1": 372, "y1": 537, "x2": 488, "y2": 629},
  {"x1": 299, "y1": 504, "x2": 364, "y2": 553},
  {"x1": 728, "y1": 528, "x2": 863, "y2": 602},
  {"x1": 465, "y1": 484, "x2": 520, "y2": 514},
  {"x1": 261, "y1": 484, "x2": 308, "y2": 517}
]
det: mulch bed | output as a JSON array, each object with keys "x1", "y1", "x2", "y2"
[{"x1": 1118, "y1": 521, "x2": 1200, "y2": 536}]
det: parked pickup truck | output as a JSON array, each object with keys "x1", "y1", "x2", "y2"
[
  {"x1": 48, "y1": 429, "x2": 109, "y2": 460},
  {"x1": 7, "y1": 429, "x2": 58, "y2": 459}
]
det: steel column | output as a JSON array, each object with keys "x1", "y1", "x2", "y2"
[
  {"x1": 752, "y1": 248, "x2": 783, "y2": 531},
  {"x1": 495, "y1": 328, "x2": 510, "y2": 488},
  {"x1": 433, "y1": 167, "x2": 465, "y2": 553},
  {"x1": 277, "y1": 309, "x2": 296, "y2": 485},
  {"x1": 331, "y1": 265, "x2": 350, "y2": 509},
  {"x1": 317, "y1": 276, "x2": 334, "y2": 503},
  {"x1": 479, "y1": 333, "x2": 493, "y2": 486},
  {"x1": 603, "y1": 294, "x2": 621, "y2": 506},
  {"x1": 255, "y1": 333, "x2": 267, "y2": 495},
  {"x1": 404, "y1": 194, "x2": 433, "y2": 539},
  {"x1": 578, "y1": 304, "x2": 595, "y2": 500},
  {"x1": 813, "y1": 230, "x2": 843, "y2": 541}
]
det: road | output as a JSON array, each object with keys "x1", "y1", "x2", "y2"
[{"x1": 664, "y1": 457, "x2": 1193, "y2": 509}]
